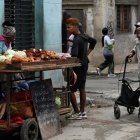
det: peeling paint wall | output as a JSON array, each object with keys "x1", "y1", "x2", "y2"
[
  {"x1": 85, "y1": 7, "x2": 96, "y2": 64},
  {"x1": 0, "y1": 0, "x2": 63, "y2": 87},
  {"x1": 42, "y1": 0, "x2": 63, "y2": 87},
  {"x1": 63, "y1": 0, "x2": 139, "y2": 67},
  {"x1": 114, "y1": 5, "x2": 137, "y2": 64},
  {"x1": 0, "y1": 0, "x2": 4, "y2": 34},
  {"x1": 91, "y1": 0, "x2": 116, "y2": 66},
  {"x1": 86, "y1": 8, "x2": 94, "y2": 37},
  {"x1": 89, "y1": 0, "x2": 137, "y2": 66}
]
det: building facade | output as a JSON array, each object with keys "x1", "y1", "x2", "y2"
[
  {"x1": 63, "y1": 0, "x2": 139, "y2": 66},
  {"x1": 0, "y1": 0, "x2": 63, "y2": 87}
]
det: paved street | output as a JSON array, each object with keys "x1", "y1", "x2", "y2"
[
  {"x1": 49, "y1": 64, "x2": 140, "y2": 140},
  {"x1": 86, "y1": 71, "x2": 139, "y2": 100},
  {"x1": 1, "y1": 63, "x2": 140, "y2": 140},
  {"x1": 50, "y1": 106, "x2": 140, "y2": 140}
]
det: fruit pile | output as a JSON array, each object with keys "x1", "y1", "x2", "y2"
[{"x1": 0, "y1": 48, "x2": 71, "y2": 64}]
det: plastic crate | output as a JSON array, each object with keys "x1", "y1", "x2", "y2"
[{"x1": 53, "y1": 87, "x2": 70, "y2": 108}]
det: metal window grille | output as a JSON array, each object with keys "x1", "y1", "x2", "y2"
[
  {"x1": 117, "y1": 5, "x2": 131, "y2": 33},
  {"x1": 5, "y1": 0, "x2": 35, "y2": 50}
]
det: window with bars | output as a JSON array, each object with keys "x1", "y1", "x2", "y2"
[
  {"x1": 117, "y1": 5, "x2": 131, "y2": 33},
  {"x1": 5, "y1": 0, "x2": 35, "y2": 50}
]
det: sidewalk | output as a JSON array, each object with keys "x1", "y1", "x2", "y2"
[
  {"x1": 74, "y1": 63, "x2": 138, "y2": 107},
  {"x1": 49, "y1": 63, "x2": 140, "y2": 140},
  {"x1": 88, "y1": 63, "x2": 138, "y2": 75}
]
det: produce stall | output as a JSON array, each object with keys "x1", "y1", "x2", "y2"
[{"x1": 0, "y1": 49, "x2": 81, "y2": 140}]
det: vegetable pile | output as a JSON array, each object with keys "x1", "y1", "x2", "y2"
[{"x1": 0, "y1": 48, "x2": 71, "y2": 64}]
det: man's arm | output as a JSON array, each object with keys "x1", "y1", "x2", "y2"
[
  {"x1": 128, "y1": 46, "x2": 136, "y2": 58},
  {"x1": 87, "y1": 35, "x2": 97, "y2": 56},
  {"x1": 87, "y1": 48, "x2": 93, "y2": 56}
]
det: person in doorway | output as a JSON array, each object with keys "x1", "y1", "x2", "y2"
[
  {"x1": 128, "y1": 27, "x2": 140, "y2": 80},
  {"x1": 62, "y1": 11, "x2": 71, "y2": 53},
  {"x1": 96, "y1": 27, "x2": 116, "y2": 77},
  {"x1": 66, "y1": 17, "x2": 97, "y2": 119}
]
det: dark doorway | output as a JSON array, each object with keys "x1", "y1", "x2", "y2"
[{"x1": 65, "y1": 9, "x2": 86, "y2": 32}]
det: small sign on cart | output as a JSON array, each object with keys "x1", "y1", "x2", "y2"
[{"x1": 30, "y1": 79, "x2": 61, "y2": 140}]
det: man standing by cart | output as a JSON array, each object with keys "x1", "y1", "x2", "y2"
[{"x1": 66, "y1": 18, "x2": 97, "y2": 119}]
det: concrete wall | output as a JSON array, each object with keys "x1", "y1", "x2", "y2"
[
  {"x1": 0, "y1": 0, "x2": 4, "y2": 34},
  {"x1": 91, "y1": 0, "x2": 116, "y2": 66},
  {"x1": 116, "y1": 0, "x2": 138, "y2": 5},
  {"x1": 63, "y1": 0, "x2": 116, "y2": 67},
  {"x1": 0, "y1": 0, "x2": 64, "y2": 87},
  {"x1": 85, "y1": 7, "x2": 95, "y2": 65},
  {"x1": 42, "y1": 0, "x2": 63, "y2": 87},
  {"x1": 35, "y1": 0, "x2": 43, "y2": 50},
  {"x1": 90, "y1": 0, "x2": 104, "y2": 66},
  {"x1": 63, "y1": 0, "x2": 138, "y2": 67},
  {"x1": 113, "y1": 5, "x2": 137, "y2": 64},
  {"x1": 89, "y1": 0, "x2": 137, "y2": 66}
]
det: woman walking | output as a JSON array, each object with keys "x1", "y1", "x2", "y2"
[{"x1": 96, "y1": 27, "x2": 116, "y2": 77}]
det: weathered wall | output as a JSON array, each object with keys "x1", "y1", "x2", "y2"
[
  {"x1": 0, "y1": 0, "x2": 4, "y2": 34},
  {"x1": 116, "y1": 0, "x2": 138, "y2": 5},
  {"x1": 88, "y1": 0, "x2": 103, "y2": 66},
  {"x1": 41, "y1": 0, "x2": 63, "y2": 87},
  {"x1": 63, "y1": 0, "x2": 138, "y2": 67},
  {"x1": 84, "y1": 0, "x2": 137, "y2": 66},
  {"x1": 114, "y1": 6, "x2": 137, "y2": 64},
  {"x1": 90, "y1": 0, "x2": 116, "y2": 66},
  {"x1": 0, "y1": 0, "x2": 63, "y2": 87}
]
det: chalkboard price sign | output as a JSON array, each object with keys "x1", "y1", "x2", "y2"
[{"x1": 30, "y1": 79, "x2": 61, "y2": 140}]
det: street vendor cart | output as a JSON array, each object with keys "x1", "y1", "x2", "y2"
[{"x1": 0, "y1": 57, "x2": 80, "y2": 140}]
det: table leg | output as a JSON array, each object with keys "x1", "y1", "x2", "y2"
[
  {"x1": 66, "y1": 68, "x2": 70, "y2": 107},
  {"x1": 6, "y1": 74, "x2": 12, "y2": 127},
  {"x1": 39, "y1": 71, "x2": 43, "y2": 81}
]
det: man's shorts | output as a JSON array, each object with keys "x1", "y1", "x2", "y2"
[{"x1": 70, "y1": 63, "x2": 88, "y2": 92}]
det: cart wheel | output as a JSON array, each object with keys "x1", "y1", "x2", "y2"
[
  {"x1": 127, "y1": 107, "x2": 135, "y2": 114},
  {"x1": 114, "y1": 105, "x2": 120, "y2": 119},
  {"x1": 20, "y1": 118, "x2": 38, "y2": 140}
]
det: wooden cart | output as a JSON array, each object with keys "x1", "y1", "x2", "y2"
[{"x1": 0, "y1": 57, "x2": 80, "y2": 140}]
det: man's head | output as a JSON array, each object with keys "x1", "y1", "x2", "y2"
[
  {"x1": 134, "y1": 22, "x2": 140, "y2": 34},
  {"x1": 135, "y1": 22, "x2": 140, "y2": 28},
  {"x1": 2, "y1": 21, "x2": 16, "y2": 42},
  {"x1": 136, "y1": 27, "x2": 140, "y2": 40},
  {"x1": 66, "y1": 18, "x2": 80, "y2": 35}
]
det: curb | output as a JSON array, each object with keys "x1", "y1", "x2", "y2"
[
  {"x1": 87, "y1": 69, "x2": 137, "y2": 76},
  {"x1": 88, "y1": 63, "x2": 138, "y2": 76}
]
